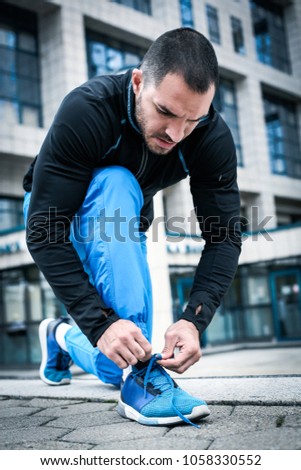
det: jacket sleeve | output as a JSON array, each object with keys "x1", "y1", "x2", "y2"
[
  {"x1": 25, "y1": 89, "x2": 120, "y2": 345},
  {"x1": 181, "y1": 121, "x2": 241, "y2": 336}
]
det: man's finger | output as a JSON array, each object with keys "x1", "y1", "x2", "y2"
[
  {"x1": 134, "y1": 334, "x2": 152, "y2": 360},
  {"x1": 127, "y1": 341, "x2": 152, "y2": 363},
  {"x1": 159, "y1": 349, "x2": 200, "y2": 373},
  {"x1": 97, "y1": 319, "x2": 152, "y2": 366},
  {"x1": 109, "y1": 351, "x2": 131, "y2": 369},
  {"x1": 161, "y1": 333, "x2": 179, "y2": 360}
]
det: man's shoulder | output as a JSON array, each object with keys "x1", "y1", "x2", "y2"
[{"x1": 72, "y1": 70, "x2": 131, "y2": 102}]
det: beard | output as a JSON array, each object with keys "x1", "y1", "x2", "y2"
[{"x1": 135, "y1": 95, "x2": 175, "y2": 156}]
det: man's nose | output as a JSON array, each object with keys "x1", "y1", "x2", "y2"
[{"x1": 165, "y1": 121, "x2": 185, "y2": 143}]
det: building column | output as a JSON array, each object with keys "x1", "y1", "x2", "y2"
[
  {"x1": 39, "y1": 4, "x2": 88, "y2": 128},
  {"x1": 148, "y1": 192, "x2": 173, "y2": 352},
  {"x1": 286, "y1": 1, "x2": 301, "y2": 78}
]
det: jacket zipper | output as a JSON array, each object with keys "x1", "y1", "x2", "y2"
[{"x1": 136, "y1": 143, "x2": 148, "y2": 180}]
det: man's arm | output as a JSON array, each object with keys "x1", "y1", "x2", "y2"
[
  {"x1": 26, "y1": 88, "x2": 152, "y2": 367},
  {"x1": 159, "y1": 121, "x2": 241, "y2": 372},
  {"x1": 26, "y1": 90, "x2": 121, "y2": 345},
  {"x1": 181, "y1": 164, "x2": 241, "y2": 334}
]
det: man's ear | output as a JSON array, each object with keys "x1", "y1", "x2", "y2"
[{"x1": 132, "y1": 68, "x2": 143, "y2": 96}]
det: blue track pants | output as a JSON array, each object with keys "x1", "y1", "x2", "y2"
[{"x1": 24, "y1": 166, "x2": 153, "y2": 386}]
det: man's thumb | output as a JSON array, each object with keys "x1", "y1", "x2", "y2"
[{"x1": 161, "y1": 338, "x2": 177, "y2": 360}]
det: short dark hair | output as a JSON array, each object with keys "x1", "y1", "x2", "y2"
[{"x1": 141, "y1": 28, "x2": 219, "y2": 94}]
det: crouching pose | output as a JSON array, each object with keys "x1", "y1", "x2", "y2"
[{"x1": 23, "y1": 28, "x2": 241, "y2": 427}]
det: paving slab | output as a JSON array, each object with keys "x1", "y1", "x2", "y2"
[
  {"x1": 45, "y1": 410, "x2": 125, "y2": 429},
  {"x1": 184, "y1": 346, "x2": 301, "y2": 377},
  {"x1": 0, "y1": 378, "x2": 120, "y2": 402},
  {"x1": 21, "y1": 398, "x2": 84, "y2": 408},
  {"x1": 0, "y1": 426, "x2": 68, "y2": 447},
  {"x1": 0, "y1": 398, "x2": 36, "y2": 408},
  {"x1": 167, "y1": 413, "x2": 276, "y2": 441},
  {"x1": 180, "y1": 376, "x2": 301, "y2": 405},
  {"x1": 0, "y1": 440, "x2": 93, "y2": 450},
  {"x1": 33, "y1": 401, "x2": 114, "y2": 418},
  {"x1": 0, "y1": 415, "x2": 53, "y2": 430},
  {"x1": 0, "y1": 406, "x2": 41, "y2": 418},
  {"x1": 61, "y1": 421, "x2": 168, "y2": 445},
  {"x1": 209, "y1": 427, "x2": 301, "y2": 450},
  {"x1": 231, "y1": 404, "x2": 300, "y2": 418},
  {"x1": 1, "y1": 376, "x2": 300, "y2": 405},
  {"x1": 93, "y1": 437, "x2": 212, "y2": 450}
]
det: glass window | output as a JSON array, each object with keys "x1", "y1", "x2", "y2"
[
  {"x1": 206, "y1": 4, "x2": 221, "y2": 44},
  {"x1": 207, "y1": 306, "x2": 243, "y2": 343},
  {"x1": 179, "y1": 0, "x2": 194, "y2": 28},
  {"x1": 273, "y1": 271, "x2": 301, "y2": 339},
  {"x1": 247, "y1": 275, "x2": 270, "y2": 305},
  {"x1": 275, "y1": 197, "x2": 301, "y2": 227},
  {"x1": 0, "y1": 266, "x2": 67, "y2": 365},
  {"x1": 0, "y1": 5, "x2": 41, "y2": 126},
  {"x1": 221, "y1": 266, "x2": 274, "y2": 341},
  {"x1": 4, "y1": 282, "x2": 26, "y2": 324},
  {"x1": 0, "y1": 197, "x2": 24, "y2": 234},
  {"x1": 231, "y1": 16, "x2": 245, "y2": 54},
  {"x1": 214, "y1": 78, "x2": 243, "y2": 166},
  {"x1": 244, "y1": 306, "x2": 274, "y2": 337},
  {"x1": 250, "y1": 0, "x2": 291, "y2": 73},
  {"x1": 86, "y1": 31, "x2": 145, "y2": 78},
  {"x1": 0, "y1": 99, "x2": 19, "y2": 125},
  {"x1": 0, "y1": 24, "x2": 16, "y2": 47},
  {"x1": 264, "y1": 93, "x2": 301, "y2": 178},
  {"x1": 111, "y1": 0, "x2": 152, "y2": 15}
]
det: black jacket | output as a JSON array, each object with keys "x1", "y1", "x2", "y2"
[{"x1": 23, "y1": 69, "x2": 241, "y2": 345}]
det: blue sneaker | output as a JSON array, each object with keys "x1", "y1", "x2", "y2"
[
  {"x1": 117, "y1": 354, "x2": 210, "y2": 427},
  {"x1": 39, "y1": 318, "x2": 72, "y2": 386}
]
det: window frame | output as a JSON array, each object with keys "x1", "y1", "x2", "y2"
[
  {"x1": 250, "y1": 0, "x2": 291, "y2": 74},
  {"x1": 179, "y1": 0, "x2": 194, "y2": 28},
  {"x1": 86, "y1": 30, "x2": 146, "y2": 78},
  {"x1": 231, "y1": 16, "x2": 246, "y2": 55},
  {"x1": 111, "y1": 0, "x2": 152, "y2": 15},
  {"x1": 0, "y1": 196, "x2": 25, "y2": 235},
  {"x1": 0, "y1": 4, "x2": 42, "y2": 127},
  {"x1": 264, "y1": 93, "x2": 301, "y2": 179},
  {"x1": 214, "y1": 77, "x2": 243, "y2": 166},
  {"x1": 206, "y1": 4, "x2": 221, "y2": 45}
]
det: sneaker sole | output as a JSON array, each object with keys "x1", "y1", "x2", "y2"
[
  {"x1": 39, "y1": 318, "x2": 71, "y2": 386},
  {"x1": 117, "y1": 399, "x2": 210, "y2": 426}
]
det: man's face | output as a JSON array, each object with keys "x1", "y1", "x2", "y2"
[{"x1": 132, "y1": 70, "x2": 215, "y2": 155}]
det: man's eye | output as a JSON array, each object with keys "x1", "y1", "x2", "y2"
[{"x1": 157, "y1": 107, "x2": 169, "y2": 116}]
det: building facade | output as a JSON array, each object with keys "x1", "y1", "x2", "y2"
[{"x1": 0, "y1": 0, "x2": 300, "y2": 366}]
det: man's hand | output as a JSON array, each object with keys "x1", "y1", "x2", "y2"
[
  {"x1": 96, "y1": 319, "x2": 152, "y2": 369},
  {"x1": 157, "y1": 319, "x2": 201, "y2": 374}
]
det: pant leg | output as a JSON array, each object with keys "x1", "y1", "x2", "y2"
[
  {"x1": 66, "y1": 166, "x2": 153, "y2": 384},
  {"x1": 24, "y1": 167, "x2": 153, "y2": 385}
]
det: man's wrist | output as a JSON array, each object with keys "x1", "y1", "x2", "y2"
[
  {"x1": 92, "y1": 311, "x2": 120, "y2": 346},
  {"x1": 178, "y1": 317, "x2": 199, "y2": 331},
  {"x1": 181, "y1": 302, "x2": 210, "y2": 337}
]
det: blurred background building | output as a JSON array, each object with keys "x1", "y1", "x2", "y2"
[{"x1": 0, "y1": 0, "x2": 300, "y2": 367}]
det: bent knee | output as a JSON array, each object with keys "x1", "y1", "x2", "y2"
[{"x1": 91, "y1": 166, "x2": 142, "y2": 202}]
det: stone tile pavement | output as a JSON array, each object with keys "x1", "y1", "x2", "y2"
[
  {"x1": 0, "y1": 397, "x2": 300, "y2": 450},
  {"x1": 0, "y1": 346, "x2": 300, "y2": 450}
]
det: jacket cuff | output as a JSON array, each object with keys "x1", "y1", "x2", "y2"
[
  {"x1": 181, "y1": 292, "x2": 217, "y2": 337},
  {"x1": 89, "y1": 311, "x2": 120, "y2": 346}
]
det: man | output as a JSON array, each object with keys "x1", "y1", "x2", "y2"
[{"x1": 23, "y1": 28, "x2": 241, "y2": 427}]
